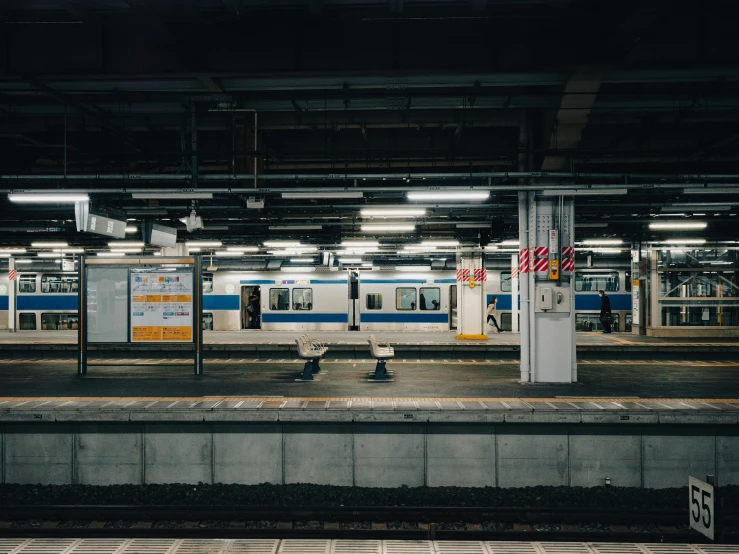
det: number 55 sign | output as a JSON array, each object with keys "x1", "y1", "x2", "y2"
[{"x1": 689, "y1": 476, "x2": 715, "y2": 539}]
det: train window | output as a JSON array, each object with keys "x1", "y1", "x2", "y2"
[
  {"x1": 292, "y1": 288, "x2": 313, "y2": 310},
  {"x1": 500, "y1": 272, "x2": 512, "y2": 292},
  {"x1": 576, "y1": 313, "x2": 620, "y2": 332},
  {"x1": 269, "y1": 288, "x2": 290, "y2": 310},
  {"x1": 41, "y1": 313, "x2": 79, "y2": 330},
  {"x1": 396, "y1": 287, "x2": 417, "y2": 310},
  {"x1": 18, "y1": 275, "x2": 36, "y2": 293},
  {"x1": 202, "y1": 313, "x2": 214, "y2": 330},
  {"x1": 574, "y1": 271, "x2": 620, "y2": 292},
  {"x1": 19, "y1": 313, "x2": 36, "y2": 330},
  {"x1": 203, "y1": 273, "x2": 213, "y2": 294},
  {"x1": 420, "y1": 287, "x2": 440, "y2": 310},
  {"x1": 625, "y1": 271, "x2": 632, "y2": 292},
  {"x1": 41, "y1": 274, "x2": 79, "y2": 293},
  {"x1": 366, "y1": 293, "x2": 382, "y2": 310}
]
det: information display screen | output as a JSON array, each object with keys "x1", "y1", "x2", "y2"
[{"x1": 130, "y1": 269, "x2": 193, "y2": 342}]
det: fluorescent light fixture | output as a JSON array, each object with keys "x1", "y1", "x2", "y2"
[
  {"x1": 360, "y1": 208, "x2": 426, "y2": 217},
  {"x1": 14, "y1": 259, "x2": 33, "y2": 264},
  {"x1": 281, "y1": 192, "x2": 364, "y2": 199},
  {"x1": 268, "y1": 225, "x2": 323, "y2": 230},
  {"x1": 269, "y1": 247, "x2": 318, "y2": 255},
  {"x1": 339, "y1": 258, "x2": 363, "y2": 263},
  {"x1": 649, "y1": 222, "x2": 707, "y2": 230},
  {"x1": 486, "y1": 248, "x2": 520, "y2": 253},
  {"x1": 215, "y1": 251, "x2": 248, "y2": 257},
  {"x1": 404, "y1": 245, "x2": 436, "y2": 251},
  {"x1": 396, "y1": 265, "x2": 432, "y2": 271},
  {"x1": 290, "y1": 258, "x2": 315, "y2": 263},
  {"x1": 226, "y1": 246, "x2": 259, "y2": 252},
  {"x1": 185, "y1": 241, "x2": 222, "y2": 247},
  {"x1": 9, "y1": 194, "x2": 89, "y2": 203},
  {"x1": 580, "y1": 239, "x2": 623, "y2": 245},
  {"x1": 263, "y1": 241, "x2": 303, "y2": 247},
  {"x1": 336, "y1": 249, "x2": 378, "y2": 255},
  {"x1": 125, "y1": 226, "x2": 138, "y2": 233},
  {"x1": 361, "y1": 224, "x2": 415, "y2": 232},
  {"x1": 485, "y1": 245, "x2": 499, "y2": 250},
  {"x1": 500, "y1": 240, "x2": 520, "y2": 246},
  {"x1": 131, "y1": 192, "x2": 213, "y2": 199},
  {"x1": 281, "y1": 267, "x2": 317, "y2": 273},
  {"x1": 575, "y1": 248, "x2": 625, "y2": 254},
  {"x1": 683, "y1": 188, "x2": 739, "y2": 194},
  {"x1": 407, "y1": 191, "x2": 489, "y2": 201},
  {"x1": 96, "y1": 252, "x2": 127, "y2": 257},
  {"x1": 663, "y1": 239, "x2": 707, "y2": 245},
  {"x1": 37, "y1": 253, "x2": 62, "y2": 258},
  {"x1": 0, "y1": 254, "x2": 9, "y2": 259},
  {"x1": 31, "y1": 242, "x2": 68, "y2": 248},
  {"x1": 110, "y1": 248, "x2": 142, "y2": 253},
  {"x1": 188, "y1": 247, "x2": 201, "y2": 252},
  {"x1": 422, "y1": 240, "x2": 459, "y2": 247},
  {"x1": 0, "y1": 248, "x2": 26, "y2": 253},
  {"x1": 540, "y1": 188, "x2": 628, "y2": 196},
  {"x1": 109, "y1": 241, "x2": 144, "y2": 247},
  {"x1": 361, "y1": 262, "x2": 373, "y2": 267},
  {"x1": 57, "y1": 248, "x2": 84, "y2": 254},
  {"x1": 342, "y1": 240, "x2": 380, "y2": 247}
]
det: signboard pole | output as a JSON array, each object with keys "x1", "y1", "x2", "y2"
[
  {"x1": 8, "y1": 258, "x2": 15, "y2": 333},
  {"x1": 78, "y1": 255, "x2": 87, "y2": 375},
  {"x1": 194, "y1": 255, "x2": 203, "y2": 375}
]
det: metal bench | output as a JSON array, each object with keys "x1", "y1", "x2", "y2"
[
  {"x1": 367, "y1": 334, "x2": 395, "y2": 381},
  {"x1": 295, "y1": 335, "x2": 327, "y2": 381}
]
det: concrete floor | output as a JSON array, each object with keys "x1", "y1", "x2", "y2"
[
  {"x1": 1, "y1": 329, "x2": 738, "y2": 346},
  {"x1": 1, "y1": 358, "x2": 737, "y2": 398}
]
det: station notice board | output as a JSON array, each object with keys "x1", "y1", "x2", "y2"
[{"x1": 130, "y1": 270, "x2": 194, "y2": 342}]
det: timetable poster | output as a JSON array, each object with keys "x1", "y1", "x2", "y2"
[{"x1": 130, "y1": 271, "x2": 194, "y2": 342}]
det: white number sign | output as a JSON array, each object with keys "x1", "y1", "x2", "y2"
[{"x1": 689, "y1": 476, "x2": 714, "y2": 540}]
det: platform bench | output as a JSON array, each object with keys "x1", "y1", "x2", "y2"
[{"x1": 368, "y1": 334, "x2": 395, "y2": 381}]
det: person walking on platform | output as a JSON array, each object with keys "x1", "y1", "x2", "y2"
[
  {"x1": 486, "y1": 296, "x2": 502, "y2": 333},
  {"x1": 599, "y1": 290, "x2": 612, "y2": 333}
]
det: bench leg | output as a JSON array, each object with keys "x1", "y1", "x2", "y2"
[
  {"x1": 312, "y1": 359, "x2": 322, "y2": 374},
  {"x1": 300, "y1": 360, "x2": 314, "y2": 381},
  {"x1": 374, "y1": 359, "x2": 389, "y2": 381}
]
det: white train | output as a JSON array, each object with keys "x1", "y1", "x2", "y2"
[{"x1": 0, "y1": 266, "x2": 632, "y2": 333}]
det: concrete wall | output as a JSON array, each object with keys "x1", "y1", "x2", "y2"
[{"x1": 1, "y1": 422, "x2": 737, "y2": 488}]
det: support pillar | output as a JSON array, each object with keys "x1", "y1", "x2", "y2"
[
  {"x1": 456, "y1": 253, "x2": 486, "y2": 337},
  {"x1": 8, "y1": 258, "x2": 15, "y2": 332},
  {"x1": 518, "y1": 194, "x2": 576, "y2": 383}
]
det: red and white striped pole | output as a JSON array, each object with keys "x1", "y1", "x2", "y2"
[{"x1": 511, "y1": 253, "x2": 519, "y2": 333}]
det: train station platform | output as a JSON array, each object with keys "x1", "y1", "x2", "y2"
[{"x1": 0, "y1": 331, "x2": 737, "y2": 360}]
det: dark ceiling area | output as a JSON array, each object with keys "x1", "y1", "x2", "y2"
[{"x1": 1, "y1": 0, "x2": 738, "y2": 251}]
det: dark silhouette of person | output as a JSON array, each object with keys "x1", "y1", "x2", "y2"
[{"x1": 599, "y1": 290, "x2": 612, "y2": 333}]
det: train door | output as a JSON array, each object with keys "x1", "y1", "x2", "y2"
[
  {"x1": 348, "y1": 271, "x2": 360, "y2": 331},
  {"x1": 240, "y1": 285, "x2": 259, "y2": 330},
  {"x1": 449, "y1": 285, "x2": 458, "y2": 331}
]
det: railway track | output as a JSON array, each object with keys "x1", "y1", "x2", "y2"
[{"x1": 1, "y1": 505, "x2": 737, "y2": 543}]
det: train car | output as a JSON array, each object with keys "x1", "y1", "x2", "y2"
[
  {"x1": 203, "y1": 270, "x2": 459, "y2": 332},
  {"x1": 483, "y1": 265, "x2": 633, "y2": 333},
  {"x1": 0, "y1": 266, "x2": 632, "y2": 334},
  {"x1": 0, "y1": 271, "x2": 79, "y2": 331}
]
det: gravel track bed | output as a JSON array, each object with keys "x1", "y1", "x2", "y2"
[
  {"x1": 339, "y1": 521, "x2": 372, "y2": 530},
  {"x1": 3, "y1": 483, "x2": 736, "y2": 511}
]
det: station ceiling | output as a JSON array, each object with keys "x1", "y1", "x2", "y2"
[{"x1": 0, "y1": 0, "x2": 738, "y2": 256}]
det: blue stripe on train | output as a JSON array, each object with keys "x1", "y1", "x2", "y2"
[
  {"x1": 488, "y1": 293, "x2": 631, "y2": 311},
  {"x1": 360, "y1": 313, "x2": 449, "y2": 323},
  {"x1": 576, "y1": 293, "x2": 631, "y2": 311},
  {"x1": 362, "y1": 279, "x2": 457, "y2": 284},
  {"x1": 16, "y1": 295, "x2": 78, "y2": 310},
  {"x1": 262, "y1": 313, "x2": 349, "y2": 323},
  {"x1": 203, "y1": 295, "x2": 240, "y2": 311},
  {"x1": 0, "y1": 297, "x2": 7, "y2": 310}
]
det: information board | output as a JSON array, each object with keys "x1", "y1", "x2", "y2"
[
  {"x1": 689, "y1": 476, "x2": 715, "y2": 540},
  {"x1": 130, "y1": 270, "x2": 193, "y2": 342}
]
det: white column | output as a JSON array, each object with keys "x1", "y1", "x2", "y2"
[
  {"x1": 518, "y1": 191, "x2": 531, "y2": 382},
  {"x1": 457, "y1": 253, "x2": 485, "y2": 336},
  {"x1": 8, "y1": 258, "x2": 15, "y2": 333}
]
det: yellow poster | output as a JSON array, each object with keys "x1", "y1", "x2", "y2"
[{"x1": 130, "y1": 271, "x2": 193, "y2": 342}]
